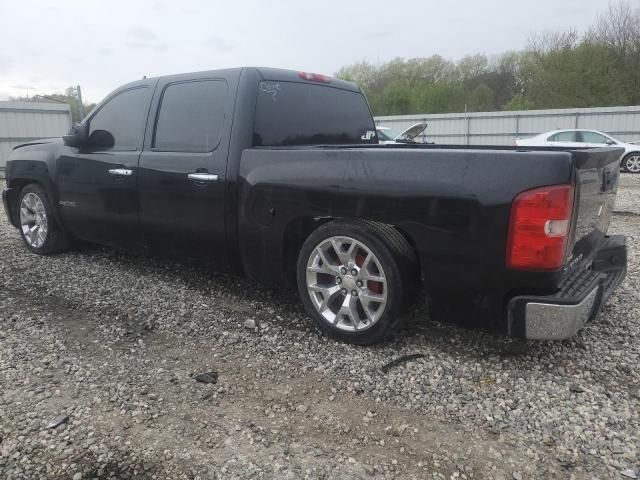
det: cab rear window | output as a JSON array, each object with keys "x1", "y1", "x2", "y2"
[{"x1": 253, "y1": 81, "x2": 376, "y2": 147}]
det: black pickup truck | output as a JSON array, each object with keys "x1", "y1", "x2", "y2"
[{"x1": 2, "y1": 67, "x2": 627, "y2": 344}]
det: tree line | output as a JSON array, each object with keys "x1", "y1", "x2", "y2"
[
  {"x1": 11, "y1": 87, "x2": 96, "y2": 124},
  {"x1": 337, "y1": 1, "x2": 640, "y2": 116}
]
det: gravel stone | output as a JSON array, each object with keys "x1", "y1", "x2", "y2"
[
  {"x1": 45, "y1": 415, "x2": 69, "y2": 429},
  {"x1": 193, "y1": 371, "x2": 218, "y2": 384}
]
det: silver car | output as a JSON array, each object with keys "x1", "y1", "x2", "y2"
[{"x1": 515, "y1": 129, "x2": 640, "y2": 173}]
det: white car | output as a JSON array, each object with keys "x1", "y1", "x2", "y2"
[
  {"x1": 515, "y1": 129, "x2": 640, "y2": 173},
  {"x1": 376, "y1": 123, "x2": 428, "y2": 145}
]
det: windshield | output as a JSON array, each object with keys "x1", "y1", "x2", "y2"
[{"x1": 605, "y1": 133, "x2": 623, "y2": 144}]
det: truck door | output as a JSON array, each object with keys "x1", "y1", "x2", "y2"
[
  {"x1": 137, "y1": 74, "x2": 232, "y2": 266},
  {"x1": 56, "y1": 82, "x2": 154, "y2": 249}
]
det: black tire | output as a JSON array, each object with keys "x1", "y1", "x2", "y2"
[
  {"x1": 360, "y1": 220, "x2": 422, "y2": 304},
  {"x1": 296, "y1": 219, "x2": 419, "y2": 344},
  {"x1": 16, "y1": 183, "x2": 72, "y2": 255},
  {"x1": 622, "y1": 153, "x2": 640, "y2": 173}
]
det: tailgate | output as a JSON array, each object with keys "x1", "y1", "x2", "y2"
[{"x1": 563, "y1": 147, "x2": 623, "y2": 276}]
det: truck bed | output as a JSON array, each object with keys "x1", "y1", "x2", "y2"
[{"x1": 237, "y1": 144, "x2": 624, "y2": 334}]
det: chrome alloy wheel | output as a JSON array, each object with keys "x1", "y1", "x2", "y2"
[
  {"x1": 305, "y1": 236, "x2": 387, "y2": 332},
  {"x1": 626, "y1": 154, "x2": 640, "y2": 173},
  {"x1": 20, "y1": 192, "x2": 48, "y2": 249}
]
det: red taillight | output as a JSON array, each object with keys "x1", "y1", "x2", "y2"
[
  {"x1": 298, "y1": 71, "x2": 332, "y2": 83},
  {"x1": 506, "y1": 184, "x2": 574, "y2": 271}
]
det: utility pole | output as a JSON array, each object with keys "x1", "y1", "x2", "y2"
[
  {"x1": 464, "y1": 104, "x2": 470, "y2": 145},
  {"x1": 76, "y1": 85, "x2": 84, "y2": 119}
]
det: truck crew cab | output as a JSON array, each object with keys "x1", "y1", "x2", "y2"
[{"x1": 2, "y1": 67, "x2": 627, "y2": 344}]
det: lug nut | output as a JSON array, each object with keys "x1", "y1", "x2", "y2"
[
  {"x1": 351, "y1": 290, "x2": 358, "y2": 296},
  {"x1": 340, "y1": 267, "x2": 347, "y2": 275},
  {"x1": 336, "y1": 277, "x2": 342, "y2": 284},
  {"x1": 341, "y1": 288, "x2": 347, "y2": 295},
  {"x1": 351, "y1": 269, "x2": 358, "y2": 276},
  {"x1": 356, "y1": 280, "x2": 363, "y2": 288}
]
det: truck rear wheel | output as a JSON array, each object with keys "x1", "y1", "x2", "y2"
[
  {"x1": 296, "y1": 220, "x2": 418, "y2": 344},
  {"x1": 17, "y1": 183, "x2": 71, "y2": 255}
]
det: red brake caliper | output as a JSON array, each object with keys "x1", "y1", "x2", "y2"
[{"x1": 356, "y1": 254, "x2": 383, "y2": 294}]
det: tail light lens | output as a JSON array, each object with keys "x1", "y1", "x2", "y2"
[{"x1": 506, "y1": 184, "x2": 574, "y2": 270}]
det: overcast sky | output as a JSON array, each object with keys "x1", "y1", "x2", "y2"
[{"x1": 0, "y1": 0, "x2": 610, "y2": 103}]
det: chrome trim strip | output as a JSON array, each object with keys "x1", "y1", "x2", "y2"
[
  {"x1": 108, "y1": 168, "x2": 133, "y2": 176},
  {"x1": 188, "y1": 173, "x2": 219, "y2": 182}
]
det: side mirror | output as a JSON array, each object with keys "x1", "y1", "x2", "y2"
[
  {"x1": 87, "y1": 129, "x2": 115, "y2": 149},
  {"x1": 63, "y1": 123, "x2": 89, "y2": 147},
  {"x1": 605, "y1": 139, "x2": 616, "y2": 145}
]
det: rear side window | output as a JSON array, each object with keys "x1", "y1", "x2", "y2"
[
  {"x1": 89, "y1": 87, "x2": 150, "y2": 151},
  {"x1": 154, "y1": 80, "x2": 227, "y2": 152},
  {"x1": 253, "y1": 81, "x2": 376, "y2": 146},
  {"x1": 548, "y1": 131, "x2": 577, "y2": 142}
]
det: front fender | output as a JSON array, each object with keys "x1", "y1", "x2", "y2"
[
  {"x1": 5, "y1": 160, "x2": 66, "y2": 233},
  {"x1": 2, "y1": 187, "x2": 19, "y2": 227}
]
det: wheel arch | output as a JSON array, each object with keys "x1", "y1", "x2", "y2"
[
  {"x1": 282, "y1": 216, "x2": 335, "y2": 286},
  {"x1": 283, "y1": 216, "x2": 422, "y2": 286},
  {"x1": 7, "y1": 176, "x2": 66, "y2": 233}
]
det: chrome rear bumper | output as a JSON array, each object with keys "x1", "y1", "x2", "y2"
[
  {"x1": 508, "y1": 235, "x2": 627, "y2": 340},
  {"x1": 523, "y1": 287, "x2": 600, "y2": 340}
]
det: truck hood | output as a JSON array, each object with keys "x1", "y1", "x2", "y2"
[{"x1": 13, "y1": 137, "x2": 62, "y2": 151}]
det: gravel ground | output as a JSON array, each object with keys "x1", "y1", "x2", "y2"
[{"x1": 1, "y1": 174, "x2": 639, "y2": 480}]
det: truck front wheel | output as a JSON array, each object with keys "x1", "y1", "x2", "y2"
[
  {"x1": 296, "y1": 220, "x2": 417, "y2": 344},
  {"x1": 17, "y1": 183, "x2": 71, "y2": 255}
]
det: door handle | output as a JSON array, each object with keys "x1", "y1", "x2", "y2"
[
  {"x1": 108, "y1": 168, "x2": 133, "y2": 176},
  {"x1": 188, "y1": 173, "x2": 219, "y2": 182}
]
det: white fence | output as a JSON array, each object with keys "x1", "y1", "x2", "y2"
[
  {"x1": 0, "y1": 101, "x2": 72, "y2": 169},
  {"x1": 375, "y1": 105, "x2": 640, "y2": 145}
]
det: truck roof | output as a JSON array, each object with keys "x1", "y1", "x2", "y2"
[
  {"x1": 118, "y1": 67, "x2": 361, "y2": 93},
  {"x1": 253, "y1": 67, "x2": 360, "y2": 92}
]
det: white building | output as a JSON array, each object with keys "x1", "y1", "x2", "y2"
[
  {"x1": 0, "y1": 101, "x2": 72, "y2": 170},
  {"x1": 375, "y1": 105, "x2": 640, "y2": 145}
]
